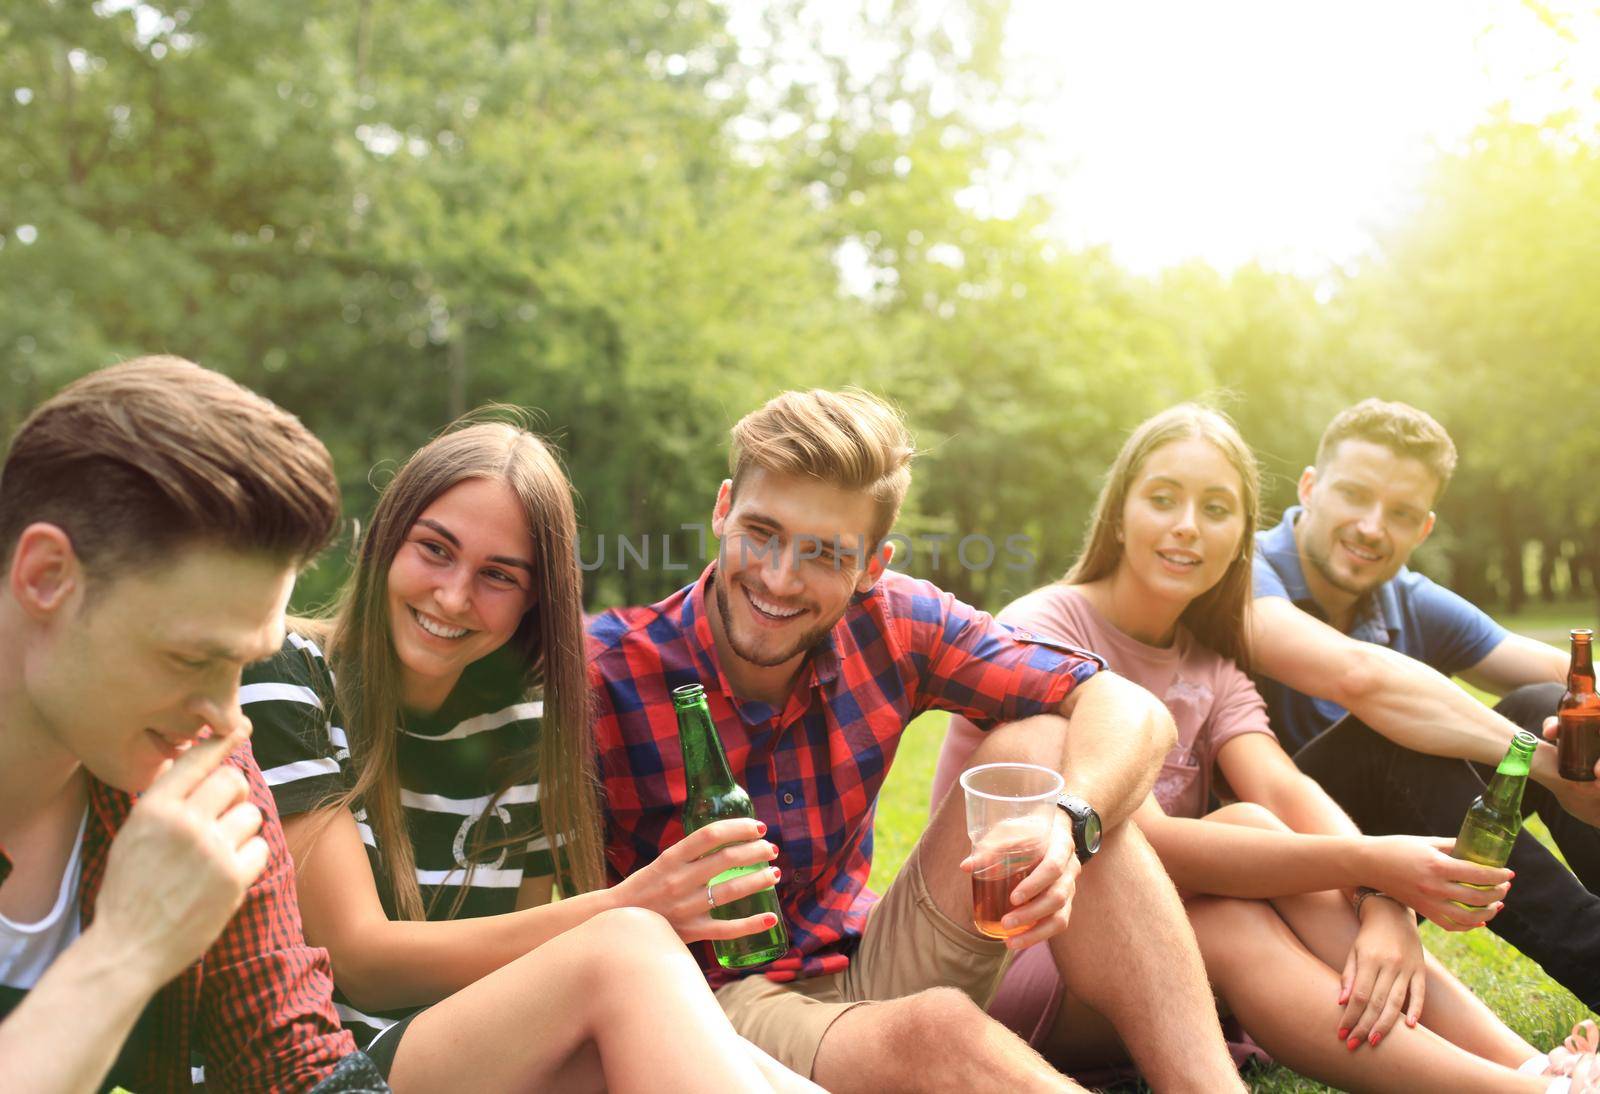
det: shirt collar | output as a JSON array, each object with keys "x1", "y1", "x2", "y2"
[
  {"x1": 1262, "y1": 506, "x2": 1400, "y2": 646},
  {"x1": 684, "y1": 563, "x2": 842, "y2": 725}
]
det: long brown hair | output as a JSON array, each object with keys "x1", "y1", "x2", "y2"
[
  {"x1": 1063, "y1": 404, "x2": 1260, "y2": 668},
  {"x1": 303, "y1": 416, "x2": 603, "y2": 919}
]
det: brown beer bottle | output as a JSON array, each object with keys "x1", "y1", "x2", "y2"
[{"x1": 1558, "y1": 628, "x2": 1600, "y2": 782}]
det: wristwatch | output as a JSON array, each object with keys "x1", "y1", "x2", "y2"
[{"x1": 1055, "y1": 795, "x2": 1102, "y2": 864}]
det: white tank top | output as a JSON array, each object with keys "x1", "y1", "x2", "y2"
[{"x1": 0, "y1": 807, "x2": 89, "y2": 989}]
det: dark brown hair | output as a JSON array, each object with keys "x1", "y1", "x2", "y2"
[
  {"x1": 1064, "y1": 404, "x2": 1260, "y2": 669},
  {"x1": 1315, "y1": 398, "x2": 1458, "y2": 503},
  {"x1": 0, "y1": 355, "x2": 339, "y2": 576},
  {"x1": 304, "y1": 418, "x2": 603, "y2": 918}
]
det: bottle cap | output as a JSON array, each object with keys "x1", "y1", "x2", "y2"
[{"x1": 672, "y1": 682, "x2": 707, "y2": 709}]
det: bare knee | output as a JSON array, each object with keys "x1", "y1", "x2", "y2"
[
  {"x1": 571, "y1": 906, "x2": 688, "y2": 976},
  {"x1": 1206, "y1": 801, "x2": 1290, "y2": 832},
  {"x1": 880, "y1": 987, "x2": 992, "y2": 1061},
  {"x1": 967, "y1": 717, "x2": 1067, "y2": 771},
  {"x1": 579, "y1": 905, "x2": 679, "y2": 947}
]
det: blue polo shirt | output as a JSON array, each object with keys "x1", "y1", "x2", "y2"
[{"x1": 1252, "y1": 507, "x2": 1508, "y2": 753}]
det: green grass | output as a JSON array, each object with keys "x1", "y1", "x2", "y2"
[{"x1": 864, "y1": 606, "x2": 1595, "y2": 1092}]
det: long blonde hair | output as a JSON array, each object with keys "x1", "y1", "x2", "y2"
[
  {"x1": 303, "y1": 417, "x2": 603, "y2": 919},
  {"x1": 1063, "y1": 404, "x2": 1260, "y2": 668}
]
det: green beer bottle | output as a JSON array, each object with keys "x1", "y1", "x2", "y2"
[
  {"x1": 1450, "y1": 730, "x2": 1539, "y2": 907},
  {"x1": 673, "y1": 682, "x2": 790, "y2": 969}
]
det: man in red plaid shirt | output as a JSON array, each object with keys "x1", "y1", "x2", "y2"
[
  {"x1": 590, "y1": 389, "x2": 1243, "y2": 1092},
  {"x1": 0, "y1": 358, "x2": 378, "y2": 1092}
]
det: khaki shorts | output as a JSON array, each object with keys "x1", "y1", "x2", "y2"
[{"x1": 714, "y1": 841, "x2": 1012, "y2": 1079}]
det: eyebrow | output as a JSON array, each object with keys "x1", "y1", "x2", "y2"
[
  {"x1": 416, "y1": 518, "x2": 535, "y2": 573},
  {"x1": 1146, "y1": 475, "x2": 1241, "y2": 501},
  {"x1": 181, "y1": 639, "x2": 269, "y2": 664}
]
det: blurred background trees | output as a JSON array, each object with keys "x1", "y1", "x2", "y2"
[{"x1": 2, "y1": 0, "x2": 1595, "y2": 613}]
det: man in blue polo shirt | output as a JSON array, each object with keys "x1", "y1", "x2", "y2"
[{"x1": 1246, "y1": 398, "x2": 1600, "y2": 1008}]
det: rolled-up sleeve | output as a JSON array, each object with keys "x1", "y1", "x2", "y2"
[{"x1": 894, "y1": 580, "x2": 1105, "y2": 728}]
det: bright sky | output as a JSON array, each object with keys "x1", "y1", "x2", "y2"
[{"x1": 1000, "y1": 0, "x2": 1600, "y2": 274}]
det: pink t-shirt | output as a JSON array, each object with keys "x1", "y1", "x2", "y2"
[
  {"x1": 931, "y1": 584, "x2": 1275, "y2": 1050},
  {"x1": 931, "y1": 584, "x2": 1273, "y2": 819}
]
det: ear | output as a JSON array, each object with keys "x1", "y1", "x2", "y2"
[
  {"x1": 711, "y1": 479, "x2": 733, "y2": 539},
  {"x1": 1415, "y1": 511, "x2": 1437, "y2": 547},
  {"x1": 9, "y1": 523, "x2": 83, "y2": 622},
  {"x1": 856, "y1": 539, "x2": 894, "y2": 594},
  {"x1": 1296, "y1": 465, "x2": 1317, "y2": 509}
]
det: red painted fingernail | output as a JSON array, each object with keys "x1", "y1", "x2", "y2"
[
  {"x1": 1370, "y1": 1031, "x2": 1382, "y2": 1046},
  {"x1": 1346, "y1": 1036, "x2": 1360, "y2": 1051},
  {"x1": 1337, "y1": 1028, "x2": 1349, "y2": 1040},
  {"x1": 771, "y1": 868, "x2": 781, "y2": 882},
  {"x1": 756, "y1": 822, "x2": 767, "y2": 835},
  {"x1": 765, "y1": 914, "x2": 778, "y2": 926}
]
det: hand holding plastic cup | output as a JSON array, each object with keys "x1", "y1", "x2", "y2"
[{"x1": 959, "y1": 762, "x2": 1063, "y2": 939}]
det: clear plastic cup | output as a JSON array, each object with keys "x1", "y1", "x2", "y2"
[{"x1": 959, "y1": 762, "x2": 1062, "y2": 939}]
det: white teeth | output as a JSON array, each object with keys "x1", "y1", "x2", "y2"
[
  {"x1": 412, "y1": 608, "x2": 469, "y2": 639},
  {"x1": 1343, "y1": 542, "x2": 1380, "y2": 561},
  {"x1": 1158, "y1": 551, "x2": 1200, "y2": 567},
  {"x1": 747, "y1": 590, "x2": 803, "y2": 618}
]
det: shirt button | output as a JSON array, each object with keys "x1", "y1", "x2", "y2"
[{"x1": 783, "y1": 793, "x2": 795, "y2": 805}]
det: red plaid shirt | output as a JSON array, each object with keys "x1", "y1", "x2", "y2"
[
  {"x1": 589, "y1": 565, "x2": 1103, "y2": 985},
  {"x1": 0, "y1": 742, "x2": 355, "y2": 1093}
]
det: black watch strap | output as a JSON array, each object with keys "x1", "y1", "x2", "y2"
[{"x1": 1055, "y1": 794, "x2": 1101, "y2": 864}]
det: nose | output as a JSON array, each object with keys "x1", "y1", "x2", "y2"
[
  {"x1": 764, "y1": 540, "x2": 805, "y2": 598},
  {"x1": 1355, "y1": 502, "x2": 1384, "y2": 540},
  {"x1": 1171, "y1": 500, "x2": 1199, "y2": 540},
  {"x1": 436, "y1": 568, "x2": 473, "y2": 616},
  {"x1": 192, "y1": 668, "x2": 247, "y2": 736}
]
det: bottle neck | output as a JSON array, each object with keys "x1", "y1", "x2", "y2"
[
  {"x1": 677, "y1": 702, "x2": 737, "y2": 798},
  {"x1": 1571, "y1": 639, "x2": 1595, "y2": 688},
  {"x1": 1485, "y1": 746, "x2": 1533, "y2": 813}
]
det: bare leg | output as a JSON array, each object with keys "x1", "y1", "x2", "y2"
[
  {"x1": 1183, "y1": 895, "x2": 1548, "y2": 1094},
  {"x1": 385, "y1": 907, "x2": 815, "y2": 1094},
  {"x1": 1206, "y1": 802, "x2": 1539, "y2": 1067},
  {"x1": 812, "y1": 986, "x2": 1087, "y2": 1094},
  {"x1": 916, "y1": 719, "x2": 1244, "y2": 1094}
]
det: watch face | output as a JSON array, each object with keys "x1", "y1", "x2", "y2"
[
  {"x1": 1057, "y1": 795, "x2": 1101, "y2": 859},
  {"x1": 1081, "y1": 813, "x2": 1102, "y2": 855}
]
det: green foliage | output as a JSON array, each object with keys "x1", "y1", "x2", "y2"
[
  {"x1": 3, "y1": 7, "x2": 1595, "y2": 1088},
  {"x1": 1, "y1": 0, "x2": 1595, "y2": 618}
]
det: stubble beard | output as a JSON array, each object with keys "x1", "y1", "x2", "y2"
[
  {"x1": 714, "y1": 575, "x2": 835, "y2": 668},
  {"x1": 1305, "y1": 538, "x2": 1385, "y2": 599}
]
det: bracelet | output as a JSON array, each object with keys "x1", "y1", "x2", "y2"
[{"x1": 1351, "y1": 886, "x2": 1387, "y2": 916}]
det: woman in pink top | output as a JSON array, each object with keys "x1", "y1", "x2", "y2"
[{"x1": 934, "y1": 405, "x2": 1596, "y2": 1093}]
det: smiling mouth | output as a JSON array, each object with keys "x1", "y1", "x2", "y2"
[
  {"x1": 410, "y1": 606, "x2": 471, "y2": 639},
  {"x1": 1156, "y1": 549, "x2": 1201, "y2": 570},
  {"x1": 1339, "y1": 540, "x2": 1383, "y2": 563},
  {"x1": 744, "y1": 585, "x2": 805, "y2": 622}
]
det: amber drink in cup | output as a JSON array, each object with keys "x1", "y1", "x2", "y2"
[{"x1": 959, "y1": 762, "x2": 1062, "y2": 939}]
